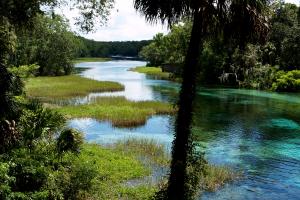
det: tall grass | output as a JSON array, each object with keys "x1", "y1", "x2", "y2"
[
  {"x1": 25, "y1": 75, "x2": 124, "y2": 100},
  {"x1": 108, "y1": 139, "x2": 238, "y2": 197},
  {"x1": 71, "y1": 143, "x2": 151, "y2": 200},
  {"x1": 202, "y1": 165, "x2": 238, "y2": 191},
  {"x1": 56, "y1": 97, "x2": 177, "y2": 127},
  {"x1": 112, "y1": 138, "x2": 170, "y2": 166}
]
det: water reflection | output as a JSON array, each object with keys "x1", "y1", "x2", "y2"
[{"x1": 77, "y1": 60, "x2": 179, "y2": 101}]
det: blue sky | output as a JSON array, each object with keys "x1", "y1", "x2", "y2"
[{"x1": 62, "y1": 0, "x2": 299, "y2": 41}]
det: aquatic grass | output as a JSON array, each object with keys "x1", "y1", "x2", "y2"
[
  {"x1": 25, "y1": 75, "x2": 124, "y2": 100},
  {"x1": 202, "y1": 165, "x2": 238, "y2": 191},
  {"x1": 73, "y1": 57, "x2": 111, "y2": 63},
  {"x1": 112, "y1": 138, "x2": 170, "y2": 166},
  {"x1": 56, "y1": 97, "x2": 177, "y2": 127},
  {"x1": 68, "y1": 143, "x2": 151, "y2": 200},
  {"x1": 130, "y1": 66, "x2": 171, "y2": 80},
  {"x1": 67, "y1": 140, "x2": 237, "y2": 199},
  {"x1": 107, "y1": 139, "x2": 237, "y2": 197},
  {"x1": 118, "y1": 185, "x2": 158, "y2": 200},
  {"x1": 77, "y1": 143, "x2": 149, "y2": 181}
]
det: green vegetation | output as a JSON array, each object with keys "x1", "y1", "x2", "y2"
[
  {"x1": 25, "y1": 75, "x2": 124, "y2": 100},
  {"x1": 272, "y1": 70, "x2": 300, "y2": 92},
  {"x1": 73, "y1": 57, "x2": 111, "y2": 63},
  {"x1": 130, "y1": 66, "x2": 171, "y2": 80},
  {"x1": 112, "y1": 138, "x2": 170, "y2": 166},
  {"x1": 78, "y1": 37, "x2": 151, "y2": 58},
  {"x1": 56, "y1": 97, "x2": 176, "y2": 127},
  {"x1": 202, "y1": 165, "x2": 237, "y2": 191},
  {"x1": 69, "y1": 143, "x2": 150, "y2": 200},
  {"x1": 10, "y1": 14, "x2": 81, "y2": 76},
  {"x1": 140, "y1": 3, "x2": 300, "y2": 92}
]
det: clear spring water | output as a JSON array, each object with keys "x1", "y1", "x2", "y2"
[{"x1": 69, "y1": 61, "x2": 300, "y2": 199}]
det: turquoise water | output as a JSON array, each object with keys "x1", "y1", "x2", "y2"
[{"x1": 71, "y1": 61, "x2": 300, "y2": 199}]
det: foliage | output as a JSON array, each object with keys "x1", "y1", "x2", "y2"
[
  {"x1": 11, "y1": 15, "x2": 80, "y2": 76},
  {"x1": 57, "y1": 129, "x2": 84, "y2": 155},
  {"x1": 140, "y1": 22, "x2": 191, "y2": 66},
  {"x1": 18, "y1": 100, "x2": 65, "y2": 149},
  {"x1": 272, "y1": 70, "x2": 300, "y2": 92},
  {"x1": 78, "y1": 37, "x2": 151, "y2": 58},
  {"x1": 270, "y1": 3, "x2": 300, "y2": 69},
  {"x1": 25, "y1": 75, "x2": 124, "y2": 100},
  {"x1": 140, "y1": 33, "x2": 169, "y2": 66},
  {"x1": 281, "y1": 26, "x2": 300, "y2": 70},
  {"x1": 139, "y1": 3, "x2": 300, "y2": 92},
  {"x1": 73, "y1": 57, "x2": 111, "y2": 63},
  {"x1": 8, "y1": 64, "x2": 39, "y2": 78}
]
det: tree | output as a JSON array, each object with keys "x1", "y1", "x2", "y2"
[
  {"x1": 270, "y1": 3, "x2": 300, "y2": 68},
  {"x1": 134, "y1": 0, "x2": 269, "y2": 199},
  {"x1": 0, "y1": 0, "x2": 114, "y2": 119}
]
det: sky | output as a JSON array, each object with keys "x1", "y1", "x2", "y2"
[{"x1": 61, "y1": 0, "x2": 299, "y2": 42}]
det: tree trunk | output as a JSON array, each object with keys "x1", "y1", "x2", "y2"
[{"x1": 167, "y1": 9, "x2": 204, "y2": 200}]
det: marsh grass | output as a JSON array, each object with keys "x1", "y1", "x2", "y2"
[
  {"x1": 65, "y1": 139, "x2": 237, "y2": 199},
  {"x1": 25, "y1": 76, "x2": 124, "y2": 100},
  {"x1": 73, "y1": 57, "x2": 111, "y2": 63},
  {"x1": 56, "y1": 96, "x2": 177, "y2": 127},
  {"x1": 107, "y1": 139, "x2": 238, "y2": 198},
  {"x1": 112, "y1": 138, "x2": 170, "y2": 166},
  {"x1": 72, "y1": 143, "x2": 152, "y2": 200},
  {"x1": 130, "y1": 66, "x2": 171, "y2": 80},
  {"x1": 202, "y1": 165, "x2": 238, "y2": 191}
]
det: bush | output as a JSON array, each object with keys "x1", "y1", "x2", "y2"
[{"x1": 272, "y1": 70, "x2": 300, "y2": 92}]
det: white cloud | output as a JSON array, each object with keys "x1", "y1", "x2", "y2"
[
  {"x1": 59, "y1": 0, "x2": 169, "y2": 41},
  {"x1": 60, "y1": 0, "x2": 299, "y2": 41},
  {"x1": 285, "y1": 0, "x2": 299, "y2": 5}
]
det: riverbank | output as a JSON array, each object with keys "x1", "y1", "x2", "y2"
[
  {"x1": 73, "y1": 57, "x2": 111, "y2": 63},
  {"x1": 78, "y1": 139, "x2": 237, "y2": 199}
]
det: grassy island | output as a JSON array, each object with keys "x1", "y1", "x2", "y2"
[
  {"x1": 25, "y1": 75, "x2": 124, "y2": 100},
  {"x1": 56, "y1": 97, "x2": 177, "y2": 127},
  {"x1": 130, "y1": 66, "x2": 171, "y2": 80}
]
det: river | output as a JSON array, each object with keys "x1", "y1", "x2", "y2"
[{"x1": 70, "y1": 60, "x2": 300, "y2": 200}]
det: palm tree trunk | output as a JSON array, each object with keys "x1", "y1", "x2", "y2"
[{"x1": 167, "y1": 9, "x2": 204, "y2": 200}]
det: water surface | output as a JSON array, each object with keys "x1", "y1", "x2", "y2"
[{"x1": 70, "y1": 61, "x2": 300, "y2": 200}]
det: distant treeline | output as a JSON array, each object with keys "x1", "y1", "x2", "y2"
[{"x1": 77, "y1": 37, "x2": 151, "y2": 58}]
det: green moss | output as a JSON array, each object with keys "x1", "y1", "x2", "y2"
[
  {"x1": 73, "y1": 57, "x2": 111, "y2": 63},
  {"x1": 130, "y1": 66, "x2": 171, "y2": 80},
  {"x1": 56, "y1": 97, "x2": 176, "y2": 127},
  {"x1": 25, "y1": 75, "x2": 124, "y2": 100}
]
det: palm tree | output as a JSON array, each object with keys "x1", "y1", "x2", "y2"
[{"x1": 134, "y1": 0, "x2": 269, "y2": 199}]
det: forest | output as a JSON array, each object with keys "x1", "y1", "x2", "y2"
[
  {"x1": 1, "y1": 0, "x2": 300, "y2": 200},
  {"x1": 78, "y1": 37, "x2": 151, "y2": 58},
  {"x1": 140, "y1": 3, "x2": 300, "y2": 92}
]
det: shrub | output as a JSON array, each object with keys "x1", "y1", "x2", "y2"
[{"x1": 272, "y1": 70, "x2": 300, "y2": 92}]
